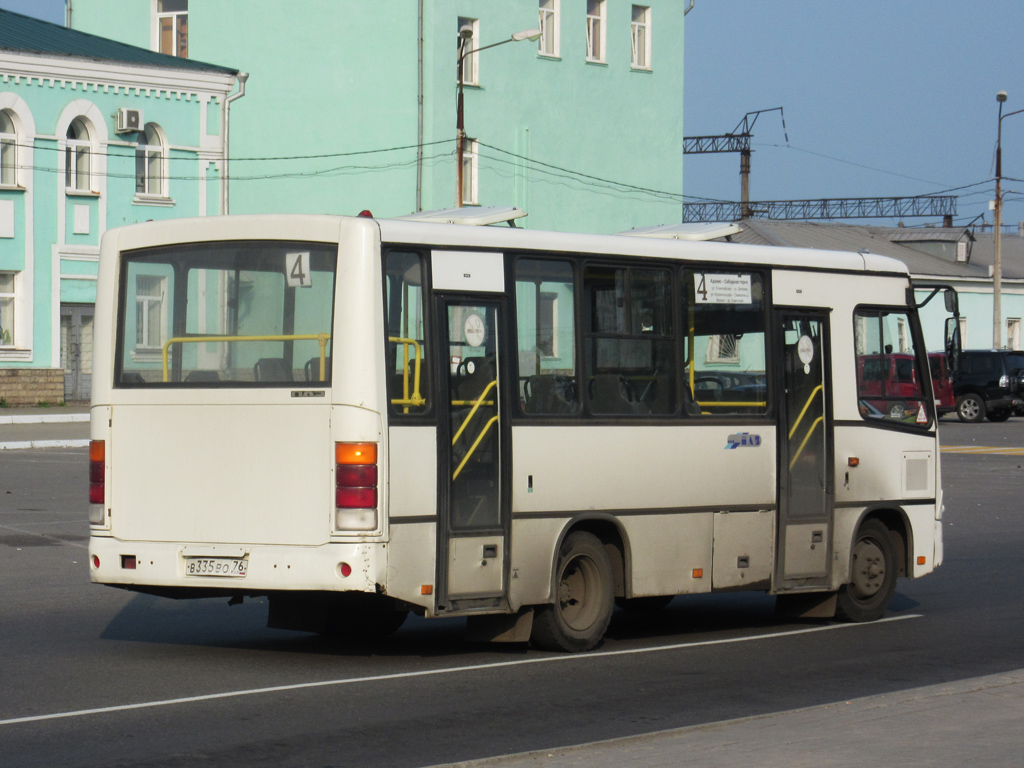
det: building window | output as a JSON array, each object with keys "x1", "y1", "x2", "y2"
[
  {"x1": 706, "y1": 334, "x2": 740, "y2": 364},
  {"x1": 461, "y1": 139, "x2": 478, "y2": 205},
  {"x1": 1008, "y1": 318, "x2": 1021, "y2": 350},
  {"x1": 157, "y1": 0, "x2": 188, "y2": 58},
  {"x1": 65, "y1": 118, "x2": 92, "y2": 192},
  {"x1": 539, "y1": 0, "x2": 560, "y2": 57},
  {"x1": 135, "y1": 123, "x2": 167, "y2": 197},
  {"x1": 0, "y1": 110, "x2": 16, "y2": 187},
  {"x1": 631, "y1": 5, "x2": 651, "y2": 69},
  {"x1": 458, "y1": 17, "x2": 479, "y2": 85},
  {"x1": 0, "y1": 272, "x2": 14, "y2": 346},
  {"x1": 586, "y1": 0, "x2": 606, "y2": 62},
  {"x1": 958, "y1": 317, "x2": 968, "y2": 348},
  {"x1": 135, "y1": 275, "x2": 166, "y2": 349}
]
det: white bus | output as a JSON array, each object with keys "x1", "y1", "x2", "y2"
[{"x1": 88, "y1": 213, "x2": 958, "y2": 651}]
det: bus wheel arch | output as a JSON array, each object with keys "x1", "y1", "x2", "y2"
[
  {"x1": 836, "y1": 515, "x2": 902, "y2": 622},
  {"x1": 531, "y1": 519, "x2": 625, "y2": 652}
]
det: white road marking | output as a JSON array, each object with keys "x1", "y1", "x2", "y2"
[{"x1": 0, "y1": 614, "x2": 920, "y2": 727}]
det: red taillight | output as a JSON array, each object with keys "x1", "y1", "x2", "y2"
[
  {"x1": 335, "y1": 442, "x2": 378, "y2": 510},
  {"x1": 89, "y1": 440, "x2": 105, "y2": 506}
]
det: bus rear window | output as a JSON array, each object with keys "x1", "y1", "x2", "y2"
[{"x1": 116, "y1": 241, "x2": 337, "y2": 387}]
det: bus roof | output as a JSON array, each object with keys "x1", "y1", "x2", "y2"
[{"x1": 105, "y1": 214, "x2": 910, "y2": 277}]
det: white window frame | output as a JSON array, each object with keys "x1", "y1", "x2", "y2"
[
  {"x1": 1007, "y1": 318, "x2": 1021, "y2": 350},
  {"x1": 631, "y1": 5, "x2": 651, "y2": 70},
  {"x1": 0, "y1": 110, "x2": 16, "y2": 188},
  {"x1": 135, "y1": 123, "x2": 168, "y2": 199},
  {"x1": 458, "y1": 17, "x2": 480, "y2": 86},
  {"x1": 461, "y1": 139, "x2": 479, "y2": 206},
  {"x1": 538, "y1": 292, "x2": 559, "y2": 358},
  {"x1": 135, "y1": 274, "x2": 167, "y2": 354},
  {"x1": 156, "y1": 0, "x2": 188, "y2": 58},
  {"x1": 958, "y1": 317, "x2": 968, "y2": 348},
  {"x1": 539, "y1": 0, "x2": 560, "y2": 58},
  {"x1": 65, "y1": 117, "x2": 93, "y2": 193},
  {"x1": 586, "y1": 0, "x2": 606, "y2": 63},
  {"x1": 706, "y1": 334, "x2": 741, "y2": 364},
  {"x1": 897, "y1": 316, "x2": 910, "y2": 353},
  {"x1": 0, "y1": 272, "x2": 15, "y2": 348}
]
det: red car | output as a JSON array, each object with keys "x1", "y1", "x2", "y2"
[
  {"x1": 856, "y1": 354, "x2": 926, "y2": 420},
  {"x1": 928, "y1": 352, "x2": 955, "y2": 415}
]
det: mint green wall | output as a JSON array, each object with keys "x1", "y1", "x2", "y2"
[
  {"x1": 70, "y1": 0, "x2": 685, "y2": 234},
  {"x1": 0, "y1": 57, "x2": 227, "y2": 370}
]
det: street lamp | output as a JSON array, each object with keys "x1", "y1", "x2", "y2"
[
  {"x1": 993, "y1": 91, "x2": 1024, "y2": 348},
  {"x1": 456, "y1": 26, "x2": 541, "y2": 207}
]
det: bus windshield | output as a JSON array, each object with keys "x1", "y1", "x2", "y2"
[{"x1": 115, "y1": 240, "x2": 337, "y2": 387}]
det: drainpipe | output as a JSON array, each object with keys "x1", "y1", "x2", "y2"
[
  {"x1": 221, "y1": 72, "x2": 249, "y2": 215},
  {"x1": 416, "y1": 0, "x2": 424, "y2": 211},
  {"x1": 65, "y1": 0, "x2": 72, "y2": 27}
]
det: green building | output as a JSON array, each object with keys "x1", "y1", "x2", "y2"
[
  {"x1": 0, "y1": 8, "x2": 240, "y2": 402},
  {"x1": 68, "y1": 0, "x2": 687, "y2": 233}
]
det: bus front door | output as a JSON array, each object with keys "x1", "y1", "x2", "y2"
[
  {"x1": 435, "y1": 298, "x2": 510, "y2": 612},
  {"x1": 776, "y1": 310, "x2": 834, "y2": 589}
]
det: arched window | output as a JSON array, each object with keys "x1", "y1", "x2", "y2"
[
  {"x1": 0, "y1": 110, "x2": 16, "y2": 187},
  {"x1": 135, "y1": 123, "x2": 166, "y2": 197},
  {"x1": 65, "y1": 118, "x2": 92, "y2": 192}
]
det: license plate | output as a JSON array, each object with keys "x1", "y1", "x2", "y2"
[{"x1": 184, "y1": 557, "x2": 248, "y2": 577}]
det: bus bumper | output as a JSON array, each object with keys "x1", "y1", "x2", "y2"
[{"x1": 88, "y1": 536, "x2": 384, "y2": 595}]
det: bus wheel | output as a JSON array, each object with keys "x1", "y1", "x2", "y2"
[
  {"x1": 616, "y1": 595, "x2": 673, "y2": 612},
  {"x1": 836, "y1": 519, "x2": 897, "y2": 623},
  {"x1": 531, "y1": 531, "x2": 614, "y2": 652}
]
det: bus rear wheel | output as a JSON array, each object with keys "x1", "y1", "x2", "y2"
[
  {"x1": 836, "y1": 519, "x2": 897, "y2": 623},
  {"x1": 531, "y1": 531, "x2": 614, "y2": 652}
]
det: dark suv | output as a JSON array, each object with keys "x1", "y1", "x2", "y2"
[{"x1": 953, "y1": 350, "x2": 1024, "y2": 422}]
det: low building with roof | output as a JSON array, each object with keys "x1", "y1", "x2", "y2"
[
  {"x1": 0, "y1": 8, "x2": 240, "y2": 403},
  {"x1": 714, "y1": 219, "x2": 1024, "y2": 353}
]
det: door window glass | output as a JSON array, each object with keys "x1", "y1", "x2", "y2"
[
  {"x1": 854, "y1": 308, "x2": 929, "y2": 425},
  {"x1": 385, "y1": 251, "x2": 430, "y2": 415}
]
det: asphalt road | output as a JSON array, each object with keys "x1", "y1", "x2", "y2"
[{"x1": 0, "y1": 417, "x2": 1022, "y2": 767}]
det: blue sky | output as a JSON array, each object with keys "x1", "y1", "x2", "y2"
[{"x1": 3, "y1": 0, "x2": 1023, "y2": 228}]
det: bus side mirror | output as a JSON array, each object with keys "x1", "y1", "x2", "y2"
[
  {"x1": 943, "y1": 288, "x2": 958, "y2": 315},
  {"x1": 945, "y1": 317, "x2": 961, "y2": 373}
]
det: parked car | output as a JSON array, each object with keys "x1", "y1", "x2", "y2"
[
  {"x1": 856, "y1": 353, "x2": 925, "y2": 420},
  {"x1": 953, "y1": 349, "x2": 1024, "y2": 423},
  {"x1": 929, "y1": 352, "x2": 955, "y2": 416}
]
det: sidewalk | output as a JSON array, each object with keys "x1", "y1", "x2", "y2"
[
  {"x1": 0, "y1": 405, "x2": 90, "y2": 449},
  {"x1": 438, "y1": 669, "x2": 1024, "y2": 767}
]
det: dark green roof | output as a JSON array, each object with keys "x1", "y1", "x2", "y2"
[{"x1": 0, "y1": 7, "x2": 237, "y2": 76}]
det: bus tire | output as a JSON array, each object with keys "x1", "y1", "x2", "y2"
[
  {"x1": 531, "y1": 531, "x2": 614, "y2": 652},
  {"x1": 836, "y1": 519, "x2": 897, "y2": 623}
]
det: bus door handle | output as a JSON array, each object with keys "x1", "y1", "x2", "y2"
[{"x1": 481, "y1": 544, "x2": 498, "y2": 564}]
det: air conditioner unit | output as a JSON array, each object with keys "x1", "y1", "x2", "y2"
[{"x1": 115, "y1": 108, "x2": 143, "y2": 134}]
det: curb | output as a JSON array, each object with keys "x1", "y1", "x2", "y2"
[
  {"x1": 0, "y1": 414, "x2": 90, "y2": 425},
  {"x1": 0, "y1": 439, "x2": 90, "y2": 450}
]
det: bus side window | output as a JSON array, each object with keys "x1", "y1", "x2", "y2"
[
  {"x1": 385, "y1": 251, "x2": 430, "y2": 415},
  {"x1": 514, "y1": 258, "x2": 580, "y2": 416},
  {"x1": 683, "y1": 269, "x2": 768, "y2": 416}
]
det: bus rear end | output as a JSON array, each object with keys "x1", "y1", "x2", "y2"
[{"x1": 88, "y1": 215, "x2": 403, "y2": 634}]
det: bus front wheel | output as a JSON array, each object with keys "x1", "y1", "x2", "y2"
[
  {"x1": 531, "y1": 531, "x2": 614, "y2": 652},
  {"x1": 836, "y1": 519, "x2": 897, "y2": 623}
]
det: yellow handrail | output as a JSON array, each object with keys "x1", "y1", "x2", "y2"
[
  {"x1": 696, "y1": 400, "x2": 767, "y2": 408},
  {"x1": 388, "y1": 336, "x2": 425, "y2": 412},
  {"x1": 789, "y1": 415, "x2": 824, "y2": 470},
  {"x1": 451, "y1": 379, "x2": 498, "y2": 446},
  {"x1": 787, "y1": 384, "x2": 823, "y2": 440},
  {"x1": 161, "y1": 333, "x2": 330, "y2": 382},
  {"x1": 453, "y1": 416, "x2": 499, "y2": 480}
]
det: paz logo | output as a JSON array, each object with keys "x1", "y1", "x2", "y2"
[{"x1": 726, "y1": 433, "x2": 761, "y2": 449}]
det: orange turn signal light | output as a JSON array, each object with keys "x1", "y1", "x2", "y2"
[
  {"x1": 89, "y1": 440, "x2": 105, "y2": 462},
  {"x1": 848, "y1": 457, "x2": 860, "y2": 467},
  {"x1": 692, "y1": 568, "x2": 704, "y2": 579},
  {"x1": 917, "y1": 556, "x2": 926, "y2": 566},
  {"x1": 336, "y1": 442, "x2": 377, "y2": 465},
  {"x1": 421, "y1": 585, "x2": 433, "y2": 595}
]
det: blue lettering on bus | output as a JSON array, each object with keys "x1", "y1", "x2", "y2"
[{"x1": 725, "y1": 433, "x2": 762, "y2": 449}]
